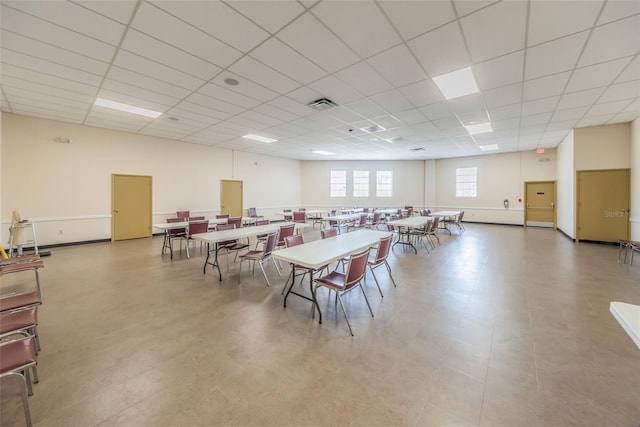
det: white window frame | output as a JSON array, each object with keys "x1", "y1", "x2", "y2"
[
  {"x1": 353, "y1": 170, "x2": 369, "y2": 197},
  {"x1": 456, "y1": 167, "x2": 477, "y2": 198},
  {"x1": 376, "y1": 171, "x2": 393, "y2": 197},
  {"x1": 330, "y1": 170, "x2": 346, "y2": 197}
]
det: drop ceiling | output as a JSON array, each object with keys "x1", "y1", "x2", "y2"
[{"x1": 1, "y1": 0, "x2": 638, "y2": 160}]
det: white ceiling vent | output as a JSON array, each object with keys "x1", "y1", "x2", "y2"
[
  {"x1": 410, "y1": 147, "x2": 424, "y2": 151},
  {"x1": 360, "y1": 124, "x2": 386, "y2": 133},
  {"x1": 307, "y1": 98, "x2": 338, "y2": 110}
]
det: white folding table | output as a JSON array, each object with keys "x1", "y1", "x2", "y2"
[{"x1": 386, "y1": 216, "x2": 432, "y2": 254}]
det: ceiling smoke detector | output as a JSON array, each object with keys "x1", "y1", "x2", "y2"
[{"x1": 307, "y1": 98, "x2": 338, "y2": 110}]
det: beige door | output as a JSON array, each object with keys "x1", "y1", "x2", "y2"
[
  {"x1": 577, "y1": 169, "x2": 630, "y2": 243},
  {"x1": 220, "y1": 180, "x2": 243, "y2": 217},
  {"x1": 525, "y1": 181, "x2": 556, "y2": 228},
  {"x1": 112, "y1": 174, "x2": 152, "y2": 241}
]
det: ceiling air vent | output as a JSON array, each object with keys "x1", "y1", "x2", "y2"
[
  {"x1": 360, "y1": 124, "x2": 386, "y2": 133},
  {"x1": 307, "y1": 98, "x2": 338, "y2": 110},
  {"x1": 410, "y1": 147, "x2": 425, "y2": 151}
]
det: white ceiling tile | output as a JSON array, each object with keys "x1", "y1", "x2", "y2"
[
  {"x1": 615, "y1": 56, "x2": 640, "y2": 84},
  {"x1": 492, "y1": 117, "x2": 520, "y2": 131},
  {"x1": 199, "y1": 83, "x2": 262, "y2": 109},
  {"x1": 1, "y1": 30, "x2": 109, "y2": 76},
  {"x1": 3, "y1": 81, "x2": 93, "y2": 107},
  {"x1": 131, "y1": 2, "x2": 241, "y2": 67},
  {"x1": 343, "y1": 99, "x2": 388, "y2": 119},
  {"x1": 576, "y1": 114, "x2": 615, "y2": 127},
  {"x1": 521, "y1": 112, "x2": 552, "y2": 126},
  {"x1": 151, "y1": 1, "x2": 269, "y2": 52},
  {"x1": 267, "y1": 97, "x2": 314, "y2": 118},
  {"x1": 183, "y1": 92, "x2": 244, "y2": 116},
  {"x1": 523, "y1": 72, "x2": 571, "y2": 101},
  {"x1": 586, "y1": 99, "x2": 634, "y2": 117},
  {"x1": 225, "y1": 1, "x2": 305, "y2": 34},
  {"x1": 369, "y1": 90, "x2": 414, "y2": 114},
  {"x1": 392, "y1": 109, "x2": 429, "y2": 125},
  {"x1": 528, "y1": 0, "x2": 603, "y2": 46},
  {"x1": 312, "y1": 1, "x2": 401, "y2": 58},
  {"x1": 525, "y1": 31, "x2": 589, "y2": 80},
  {"x1": 578, "y1": 15, "x2": 640, "y2": 67},
  {"x1": 597, "y1": 0, "x2": 640, "y2": 25},
  {"x1": 2, "y1": 68, "x2": 96, "y2": 96},
  {"x1": 211, "y1": 73, "x2": 279, "y2": 103},
  {"x1": 522, "y1": 96, "x2": 560, "y2": 116},
  {"x1": 610, "y1": 110, "x2": 640, "y2": 123},
  {"x1": 557, "y1": 87, "x2": 606, "y2": 110},
  {"x1": 277, "y1": 13, "x2": 360, "y2": 73},
  {"x1": 1, "y1": 5, "x2": 115, "y2": 61},
  {"x1": 107, "y1": 66, "x2": 191, "y2": 100},
  {"x1": 334, "y1": 61, "x2": 393, "y2": 97},
  {"x1": 97, "y1": 87, "x2": 172, "y2": 113},
  {"x1": 598, "y1": 80, "x2": 640, "y2": 103},
  {"x1": 397, "y1": 79, "x2": 445, "y2": 108},
  {"x1": 249, "y1": 38, "x2": 327, "y2": 85},
  {"x1": 551, "y1": 106, "x2": 590, "y2": 122},
  {"x1": 238, "y1": 110, "x2": 283, "y2": 128},
  {"x1": 483, "y1": 83, "x2": 523, "y2": 108},
  {"x1": 419, "y1": 102, "x2": 456, "y2": 121},
  {"x1": 408, "y1": 22, "x2": 469, "y2": 77},
  {"x1": 461, "y1": 1, "x2": 527, "y2": 63},
  {"x1": 453, "y1": 1, "x2": 499, "y2": 17},
  {"x1": 566, "y1": 57, "x2": 632, "y2": 92},
  {"x1": 448, "y1": 92, "x2": 487, "y2": 116},
  {"x1": 4, "y1": 1, "x2": 126, "y2": 45},
  {"x1": 114, "y1": 49, "x2": 207, "y2": 91},
  {"x1": 367, "y1": 45, "x2": 428, "y2": 86},
  {"x1": 120, "y1": 30, "x2": 221, "y2": 82},
  {"x1": 308, "y1": 75, "x2": 365, "y2": 105},
  {"x1": 172, "y1": 101, "x2": 231, "y2": 122},
  {"x1": 488, "y1": 103, "x2": 521, "y2": 120},
  {"x1": 74, "y1": 0, "x2": 138, "y2": 24},
  {"x1": 1, "y1": 50, "x2": 103, "y2": 87},
  {"x1": 229, "y1": 56, "x2": 301, "y2": 95},
  {"x1": 162, "y1": 107, "x2": 220, "y2": 126},
  {"x1": 286, "y1": 86, "x2": 323, "y2": 106},
  {"x1": 380, "y1": 0, "x2": 456, "y2": 41},
  {"x1": 251, "y1": 104, "x2": 301, "y2": 123},
  {"x1": 474, "y1": 51, "x2": 524, "y2": 91}
]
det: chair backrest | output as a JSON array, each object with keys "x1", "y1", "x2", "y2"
[
  {"x1": 284, "y1": 234, "x2": 304, "y2": 248},
  {"x1": 167, "y1": 217, "x2": 185, "y2": 236},
  {"x1": 167, "y1": 218, "x2": 182, "y2": 223},
  {"x1": 278, "y1": 224, "x2": 295, "y2": 245},
  {"x1": 293, "y1": 211, "x2": 306, "y2": 223},
  {"x1": 373, "y1": 235, "x2": 393, "y2": 264},
  {"x1": 189, "y1": 216, "x2": 205, "y2": 221},
  {"x1": 216, "y1": 223, "x2": 235, "y2": 231},
  {"x1": 248, "y1": 207, "x2": 258, "y2": 217},
  {"x1": 321, "y1": 228, "x2": 338, "y2": 239},
  {"x1": 228, "y1": 217, "x2": 242, "y2": 229},
  {"x1": 458, "y1": 211, "x2": 464, "y2": 222},
  {"x1": 188, "y1": 220, "x2": 209, "y2": 236},
  {"x1": 216, "y1": 214, "x2": 230, "y2": 219},
  {"x1": 299, "y1": 208, "x2": 306, "y2": 212},
  {"x1": 363, "y1": 207, "x2": 369, "y2": 213},
  {"x1": 371, "y1": 212, "x2": 381, "y2": 225},
  {"x1": 429, "y1": 216, "x2": 439, "y2": 232},
  {"x1": 344, "y1": 249, "x2": 370, "y2": 290},
  {"x1": 262, "y1": 231, "x2": 279, "y2": 256},
  {"x1": 357, "y1": 213, "x2": 367, "y2": 226},
  {"x1": 256, "y1": 219, "x2": 270, "y2": 226},
  {"x1": 176, "y1": 210, "x2": 190, "y2": 219}
]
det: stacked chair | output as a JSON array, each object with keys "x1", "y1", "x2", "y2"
[{"x1": 0, "y1": 254, "x2": 45, "y2": 427}]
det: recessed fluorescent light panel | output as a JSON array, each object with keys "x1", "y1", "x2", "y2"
[
  {"x1": 479, "y1": 144, "x2": 499, "y2": 151},
  {"x1": 242, "y1": 134, "x2": 278, "y2": 143},
  {"x1": 432, "y1": 67, "x2": 479, "y2": 100},
  {"x1": 94, "y1": 98, "x2": 162, "y2": 118},
  {"x1": 465, "y1": 122, "x2": 493, "y2": 135},
  {"x1": 312, "y1": 150, "x2": 335, "y2": 156}
]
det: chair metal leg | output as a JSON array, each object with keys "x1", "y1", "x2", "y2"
[
  {"x1": 12, "y1": 372, "x2": 33, "y2": 427},
  {"x1": 336, "y1": 293, "x2": 353, "y2": 336},
  {"x1": 358, "y1": 282, "x2": 375, "y2": 318},
  {"x1": 368, "y1": 266, "x2": 384, "y2": 298}
]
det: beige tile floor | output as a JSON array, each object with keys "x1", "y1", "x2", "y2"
[{"x1": 1, "y1": 223, "x2": 639, "y2": 427}]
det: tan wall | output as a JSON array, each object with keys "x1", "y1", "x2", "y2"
[
  {"x1": 631, "y1": 118, "x2": 640, "y2": 240},
  {"x1": 1, "y1": 113, "x2": 301, "y2": 245},
  {"x1": 434, "y1": 150, "x2": 557, "y2": 224},
  {"x1": 300, "y1": 160, "x2": 425, "y2": 210},
  {"x1": 574, "y1": 123, "x2": 631, "y2": 170}
]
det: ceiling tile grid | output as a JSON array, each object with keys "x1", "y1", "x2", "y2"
[{"x1": 0, "y1": 0, "x2": 638, "y2": 161}]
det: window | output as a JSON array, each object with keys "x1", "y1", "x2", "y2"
[
  {"x1": 353, "y1": 171, "x2": 369, "y2": 197},
  {"x1": 330, "y1": 170, "x2": 346, "y2": 197},
  {"x1": 376, "y1": 171, "x2": 393, "y2": 197},
  {"x1": 456, "y1": 167, "x2": 477, "y2": 197}
]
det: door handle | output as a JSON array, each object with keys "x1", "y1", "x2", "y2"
[
  {"x1": 550, "y1": 202, "x2": 554, "y2": 209},
  {"x1": 114, "y1": 209, "x2": 120, "y2": 213}
]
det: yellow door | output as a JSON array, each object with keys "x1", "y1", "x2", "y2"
[
  {"x1": 112, "y1": 174, "x2": 152, "y2": 241},
  {"x1": 525, "y1": 181, "x2": 555, "y2": 227},
  {"x1": 220, "y1": 180, "x2": 243, "y2": 217},
  {"x1": 577, "y1": 169, "x2": 630, "y2": 243}
]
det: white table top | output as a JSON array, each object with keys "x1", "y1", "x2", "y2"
[
  {"x1": 153, "y1": 218, "x2": 227, "y2": 231},
  {"x1": 430, "y1": 211, "x2": 462, "y2": 217},
  {"x1": 387, "y1": 216, "x2": 432, "y2": 227},
  {"x1": 272, "y1": 230, "x2": 392, "y2": 269},
  {"x1": 326, "y1": 213, "x2": 364, "y2": 222},
  {"x1": 192, "y1": 222, "x2": 308, "y2": 244},
  {"x1": 610, "y1": 302, "x2": 640, "y2": 350},
  {"x1": 375, "y1": 208, "x2": 400, "y2": 214}
]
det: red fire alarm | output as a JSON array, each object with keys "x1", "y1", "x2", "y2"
[{"x1": 536, "y1": 148, "x2": 545, "y2": 154}]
